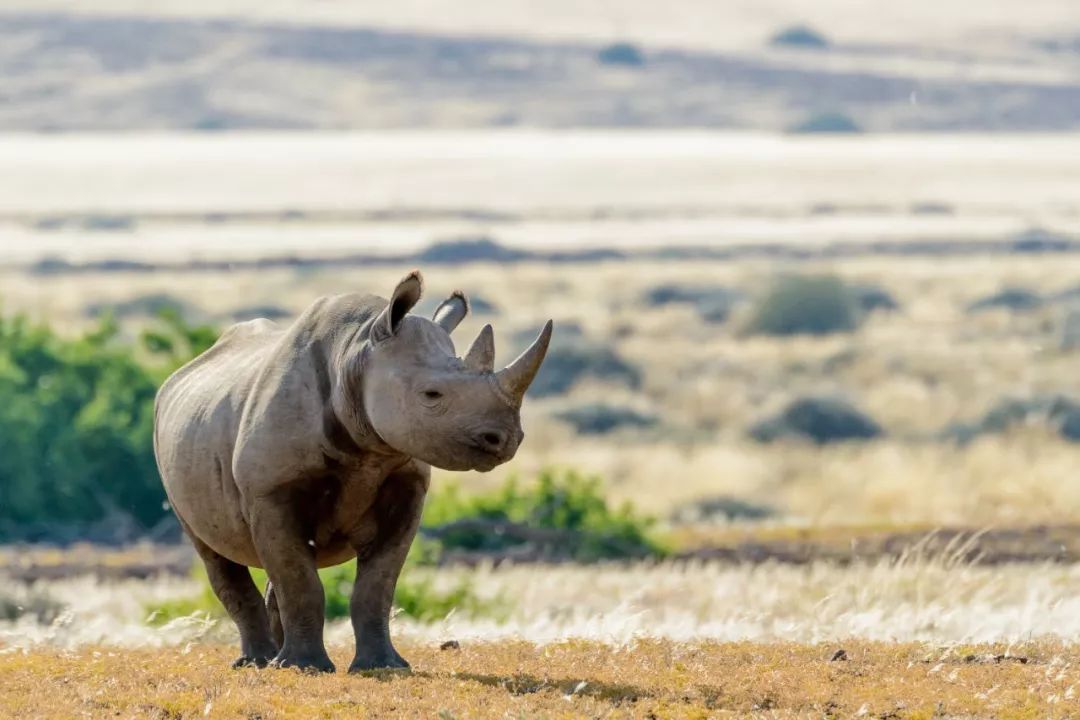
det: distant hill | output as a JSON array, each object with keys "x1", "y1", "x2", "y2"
[{"x1": 1, "y1": 12, "x2": 1078, "y2": 131}]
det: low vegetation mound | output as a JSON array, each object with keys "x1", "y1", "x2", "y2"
[
  {"x1": 850, "y1": 284, "x2": 900, "y2": 313},
  {"x1": 596, "y1": 42, "x2": 645, "y2": 67},
  {"x1": 669, "y1": 496, "x2": 775, "y2": 524},
  {"x1": 422, "y1": 470, "x2": 666, "y2": 563},
  {"x1": 789, "y1": 111, "x2": 861, "y2": 134},
  {"x1": 945, "y1": 395, "x2": 1080, "y2": 444},
  {"x1": 524, "y1": 333, "x2": 641, "y2": 397},
  {"x1": 84, "y1": 293, "x2": 199, "y2": 320},
  {"x1": 641, "y1": 283, "x2": 744, "y2": 323},
  {"x1": 966, "y1": 287, "x2": 1043, "y2": 313},
  {"x1": 750, "y1": 396, "x2": 884, "y2": 444},
  {"x1": 769, "y1": 24, "x2": 830, "y2": 49},
  {"x1": 554, "y1": 403, "x2": 658, "y2": 435},
  {"x1": 417, "y1": 237, "x2": 529, "y2": 264},
  {"x1": 745, "y1": 275, "x2": 860, "y2": 336}
]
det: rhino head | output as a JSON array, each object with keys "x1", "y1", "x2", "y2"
[{"x1": 356, "y1": 271, "x2": 552, "y2": 472}]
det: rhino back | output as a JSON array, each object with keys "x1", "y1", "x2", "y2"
[
  {"x1": 153, "y1": 319, "x2": 289, "y2": 561},
  {"x1": 154, "y1": 296, "x2": 388, "y2": 564}
]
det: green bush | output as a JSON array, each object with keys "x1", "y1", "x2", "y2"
[
  {"x1": 0, "y1": 309, "x2": 216, "y2": 538},
  {"x1": 745, "y1": 275, "x2": 859, "y2": 336},
  {"x1": 422, "y1": 469, "x2": 666, "y2": 562}
]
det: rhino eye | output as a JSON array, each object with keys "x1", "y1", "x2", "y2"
[{"x1": 422, "y1": 390, "x2": 443, "y2": 400}]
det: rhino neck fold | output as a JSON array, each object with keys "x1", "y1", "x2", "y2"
[{"x1": 325, "y1": 337, "x2": 400, "y2": 462}]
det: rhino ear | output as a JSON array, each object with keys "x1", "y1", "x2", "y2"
[
  {"x1": 373, "y1": 271, "x2": 423, "y2": 342},
  {"x1": 432, "y1": 291, "x2": 469, "y2": 334}
]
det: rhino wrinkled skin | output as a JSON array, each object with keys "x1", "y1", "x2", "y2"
[{"x1": 153, "y1": 271, "x2": 552, "y2": 672}]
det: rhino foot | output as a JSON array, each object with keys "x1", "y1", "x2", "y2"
[
  {"x1": 232, "y1": 653, "x2": 274, "y2": 669},
  {"x1": 348, "y1": 650, "x2": 410, "y2": 673},
  {"x1": 271, "y1": 651, "x2": 336, "y2": 674}
]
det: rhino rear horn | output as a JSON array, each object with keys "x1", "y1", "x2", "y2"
[
  {"x1": 463, "y1": 324, "x2": 495, "y2": 372},
  {"x1": 495, "y1": 320, "x2": 553, "y2": 405},
  {"x1": 432, "y1": 291, "x2": 469, "y2": 333}
]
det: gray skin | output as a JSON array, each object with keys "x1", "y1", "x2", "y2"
[{"x1": 153, "y1": 271, "x2": 552, "y2": 673}]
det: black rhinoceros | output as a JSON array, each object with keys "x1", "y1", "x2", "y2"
[{"x1": 154, "y1": 271, "x2": 552, "y2": 672}]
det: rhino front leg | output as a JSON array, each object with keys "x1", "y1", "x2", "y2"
[
  {"x1": 184, "y1": 528, "x2": 277, "y2": 668},
  {"x1": 250, "y1": 500, "x2": 335, "y2": 673},
  {"x1": 348, "y1": 466, "x2": 429, "y2": 673}
]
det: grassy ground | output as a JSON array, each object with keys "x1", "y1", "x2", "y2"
[{"x1": 1, "y1": 639, "x2": 1075, "y2": 718}]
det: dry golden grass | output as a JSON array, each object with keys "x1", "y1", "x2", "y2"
[{"x1": 2, "y1": 639, "x2": 1077, "y2": 719}]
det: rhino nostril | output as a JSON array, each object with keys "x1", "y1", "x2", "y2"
[{"x1": 480, "y1": 432, "x2": 503, "y2": 448}]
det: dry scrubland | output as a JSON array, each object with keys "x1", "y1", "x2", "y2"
[
  {"x1": 6, "y1": 254, "x2": 1080, "y2": 525},
  {"x1": 2, "y1": 640, "x2": 1078, "y2": 718}
]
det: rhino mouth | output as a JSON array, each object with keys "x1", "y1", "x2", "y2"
[{"x1": 464, "y1": 442, "x2": 510, "y2": 471}]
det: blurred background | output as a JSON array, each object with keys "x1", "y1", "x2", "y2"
[{"x1": 3, "y1": 0, "x2": 1080, "y2": 645}]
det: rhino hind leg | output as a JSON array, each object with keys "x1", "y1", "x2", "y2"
[
  {"x1": 348, "y1": 466, "x2": 428, "y2": 673},
  {"x1": 249, "y1": 500, "x2": 336, "y2": 673},
  {"x1": 185, "y1": 530, "x2": 278, "y2": 668},
  {"x1": 265, "y1": 582, "x2": 284, "y2": 649}
]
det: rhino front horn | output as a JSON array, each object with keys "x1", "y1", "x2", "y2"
[
  {"x1": 464, "y1": 324, "x2": 495, "y2": 373},
  {"x1": 495, "y1": 320, "x2": 553, "y2": 405}
]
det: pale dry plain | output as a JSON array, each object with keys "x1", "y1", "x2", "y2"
[{"x1": 4, "y1": 131, "x2": 1080, "y2": 717}]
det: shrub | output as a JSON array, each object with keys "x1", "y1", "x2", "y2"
[
  {"x1": 555, "y1": 403, "x2": 658, "y2": 435},
  {"x1": 422, "y1": 470, "x2": 666, "y2": 562},
  {"x1": 789, "y1": 112, "x2": 861, "y2": 134},
  {"x1": 745, "y1": 275, "x2": 859, "y2": 336},
  {"x1": 418, "y1": 237, "x2": 529, "y2": 264},
  {"x1": 597, "y1": 42, "x2": 645, "y2": 67},
  {"x1": 943, "y1": 395, "x2": 1080, "y2": 444},
  {"x1": 0, "y1": 310, "x2": 215, "y2": 540},
  {"x1": 0, "y1": 587, "x2": 64, "y2": 624},
  {"x1": 750, "y1": 396, "x2": 883, "y2": 444},
  {"x1": 769, "y1": 24, "x2": 830, "y2": 49},
  {"x1": 642, "y1": 284, "x2": 744, "y2": 324},
  {"x1": 967, "y1": 288, "x2": 1043, "y2": 313},
  {"x1": 670, "y1": 496, "x2": 775, "y2": 524},
  {"x1": 1060, "y1": 306, "x2": 1080, "y2": 351},
  {"x1": 850, "y1": 284, "x2": 900, "y2": 313},
  {"x1": 528, "y1": 341, "x2": 641, "y2": 397},
  {"x1": 85, "y1": 293, "x2": 197, "y2": 320}
]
